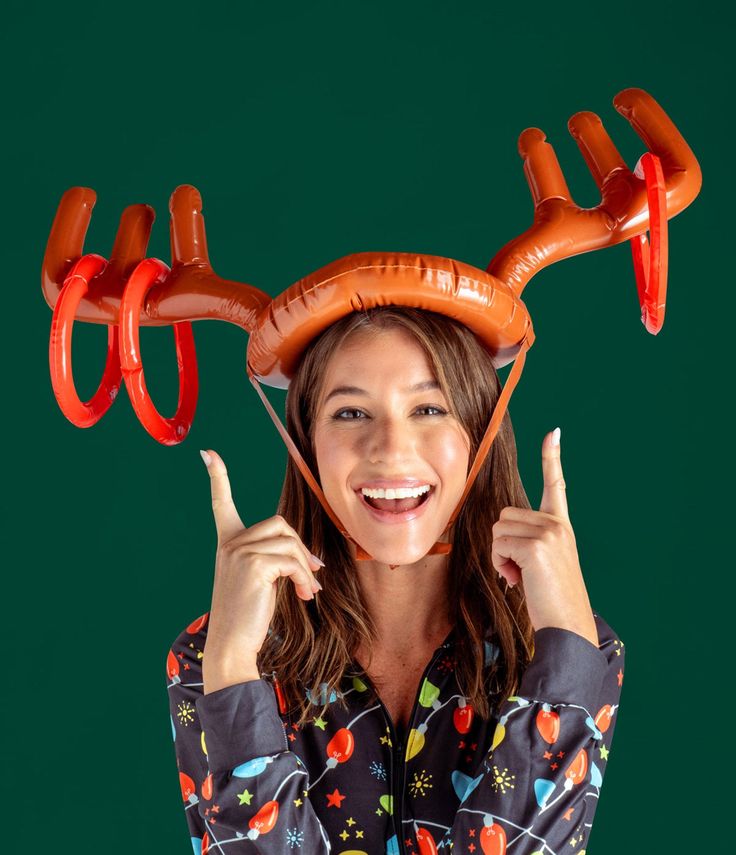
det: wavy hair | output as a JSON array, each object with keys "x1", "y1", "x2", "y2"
[{"x1": 256, "y1": 306, "x2": 535, "y2": 730}]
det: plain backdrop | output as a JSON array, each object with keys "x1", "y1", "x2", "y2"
[{"x1": 2, "y1": 1, "x2": 727, "y2": 852}]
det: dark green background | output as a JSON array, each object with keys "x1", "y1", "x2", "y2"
[{"x1": 3, "y1": 0, "x2": 727, "y2": 852}]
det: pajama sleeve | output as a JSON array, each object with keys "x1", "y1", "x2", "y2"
[
  {"x1": 166, "y1": 624, "x2": 331, "y2": 854},
  {"x1": 447, "y1": 612, "x2": 625, "y2": 853}
]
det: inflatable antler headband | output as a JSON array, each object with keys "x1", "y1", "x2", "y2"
[{"x1": 42, "y1": 87, "x2": 702, "y2": 562}]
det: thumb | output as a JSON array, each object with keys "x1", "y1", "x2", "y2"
[
  {"x1": 201, "y1": 449, "x2": 247, "y2": 543},
  {"x1": 539, "y1": 427, "x2": 570, "y2": 521}
]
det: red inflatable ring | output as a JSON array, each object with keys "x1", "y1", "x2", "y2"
[
  {"x1": 118, "y1": 257, "x2": 199, "y2": 445},
  {"x1": 49, "y1": 252, "x2": 123, "y2": 427}
]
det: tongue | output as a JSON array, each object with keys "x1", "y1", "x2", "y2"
[{"x1": 367, "y1": 495, "x2": 424, "y2": 512}]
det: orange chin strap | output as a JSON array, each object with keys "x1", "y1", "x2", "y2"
[{"x1": 246, "y1": 331, "x2": 534, "y2": 565}]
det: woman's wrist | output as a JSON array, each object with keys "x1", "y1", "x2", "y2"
[{"x1": 203, "y1": 653, "x2": 261, "y2": 694}]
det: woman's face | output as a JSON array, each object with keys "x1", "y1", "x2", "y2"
[{"x1": 313, "y1": 327, "x2": 471, "y2": 565}]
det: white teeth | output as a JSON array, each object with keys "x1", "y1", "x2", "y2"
[{"x1": 361, "y1": 485, "x2": 431, "y2": 499}]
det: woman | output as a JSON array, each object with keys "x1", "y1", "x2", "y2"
[{"x1": 166, "y1": 306, "x2": 623, "y2": 855}]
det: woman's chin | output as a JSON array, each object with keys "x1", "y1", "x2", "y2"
[{"x1": 348, "y1": 527, "x2": 444, "y2": 566}]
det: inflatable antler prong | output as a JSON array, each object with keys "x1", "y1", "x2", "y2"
[
  {"x1": 135, "y1": 183, "x2": 271, "y2": 332},
  {"x1": 518, "y1": 127, "x2": 573, "y2": 205},
  {"x1": 567, "y1": 110, "x2": 629, "y2": 190},
  {"x1": 106, "y1": 203, "x2": 156, "y2": 280},
  {"x1": 41, "y1": 186, "x2": 96, "y2": 309},
  {"x1": 169, "y1": 184, "x2": 210, "y2": 267},
  {"x1": 613, "y1": 87, "x2": 702, "y2": 206}
]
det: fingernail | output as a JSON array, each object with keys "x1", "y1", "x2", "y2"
[
  {"x1": 313, "y1": 580, "x2": 323, "y2": 591},
  {"x1": 551, "y1": 427, "x2": 561, "y2": 446},
  {"x1": 200, "y1": 449, "x2": 212, "y2": 467},
  {"x1": 310, "y1": 552, "x2": 326, "y2": 567}
]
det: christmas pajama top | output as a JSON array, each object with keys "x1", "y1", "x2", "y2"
[{"x1": 165, "y1": 610, "x2": 624, "y2": 854}]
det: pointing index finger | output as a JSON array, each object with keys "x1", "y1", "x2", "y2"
[
  {"x1": 539, "y1": 428, "x2": 570, "y2": 522},
  {"x1": 202, "y1": 449, "x2": 247, "y2": 543}
]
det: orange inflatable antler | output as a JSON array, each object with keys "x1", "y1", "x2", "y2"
[
  {"x1": 488, "y1": 87, "x2": 702, "y2": 331},
  {"x1": 44, "y1": 185, "x2": 270, "y2": 443}
]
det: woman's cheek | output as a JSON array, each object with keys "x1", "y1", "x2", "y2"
[
  {"x1": 433, "y1": 427, "x2": 470, "y2": 475},
  {"x1": 315, "y1": 432, "x2": 353, "y2": 506}
]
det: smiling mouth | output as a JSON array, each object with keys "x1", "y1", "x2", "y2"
[{"x1": 359, "y1": 488, "x2": 433, "y2": 514}]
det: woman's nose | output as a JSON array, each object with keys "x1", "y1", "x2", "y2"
[{"x1": 366, "y1": 417, "x2": 416, "y2": 460}]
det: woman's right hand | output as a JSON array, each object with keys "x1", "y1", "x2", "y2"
[{"x1": 199, "y1": 449, "x2": 323, "y2": 691}]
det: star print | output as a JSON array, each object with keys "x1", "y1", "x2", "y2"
[
  {"x1": 339, "y1": 830, "x2": 349, "y2": 841},
  {"x1": 211, "y1": 804, "x2": 220, "y2": 813},
  {"x1": 617, "y1": 669, "x2": 624, "y2": 686},
  {"x1": 326, "y1": 789, "x2": 346, "y2": 808},
  {"x1": 288, "y1": 733, "x2": 297, "y2": 742},
  {"x1": 313, "y1": 716, "x2": 328, "y2": 730},
  {"x1": 237, "y1": 789, "x2": 253, "y2": 805},
  {"x1": 458, "y1": 740, "x2": 466, "y2": 749},
  {"x1": 293, "y1": 798, "x2": 302, "y2": 807},
  {"x1": 544, "y1": 751, "x2": 553, "y2": 759},
  {"x1": 468, "y1": 844, "x2": 476, "y2": 852},
  {"x1": 599, "y1": 744, "x2": 609, "y2": 761},
  {"x1": 468, "y1": 829, "x2": 476, "y2": 837},
  {"x1": 346, "y1": 817, "x2": 356, "y2": 826},
  {"x1": 563, "y1": 807, "x2": 575, "y2": 820},
  {"x1": 375, "y1": 808, "x2": 383, "y2": 815},
  {"x1": 356, "y1": 831, "x2": 364, "y2": 838},
  {"x1": 557, "y1": 751, "x2": 565, "y2": 758},
  {"x1": 550, "y1": 763, "x2": 558, "y2": 770}
]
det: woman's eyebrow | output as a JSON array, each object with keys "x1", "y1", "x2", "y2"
[{"x1": 324, "y1": 379, "x2": 440, "y2": 404}]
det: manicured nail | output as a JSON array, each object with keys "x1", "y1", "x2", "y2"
[
  {"x1": 551, "y1": 427, "x2": 561, "y2": 446},
  {"x1": 200, "y1": 449, "x2": 212, "y2": 467},
  {"x1": 310, "y1": 553, "x2": 326, "y2": 567},
  {"x1": 313, "y1": 580, "x2": 323, "y2": 591}
]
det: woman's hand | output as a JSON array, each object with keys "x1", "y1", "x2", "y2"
[
  {"x1": 491, "y1": 429, "x2": 598, "y2": 647},
  {"x1": 199, "y1": 449, "x2": 324, "y2": 691}
]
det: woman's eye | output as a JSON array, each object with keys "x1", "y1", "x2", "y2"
[
  {"x1": 332, "y1": 406, "x2": 447, "y2": 420},
  {"x1": 333, "y1": 408, "x2": 366, "y2": 420}
]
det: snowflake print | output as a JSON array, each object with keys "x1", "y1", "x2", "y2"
[
  {"x1": 369, "y1": 760, "x2": 387, "y2": 781},
  {"x1": 286, "y1": 827, "x2": 304, "y2": 847},
  {"x1": 489, "y1": 764, "x2": 515, "y2": 795},
  {"x1": 408, "y1": 769, "x2": 433, "y2": 798},
  {"x1": 176, "y1": 700, "x2": 195, "y2": 726}
]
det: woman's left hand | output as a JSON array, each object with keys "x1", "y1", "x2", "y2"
[{"x1": 491, "y1": 428, "x2": 599, "y2": 647}]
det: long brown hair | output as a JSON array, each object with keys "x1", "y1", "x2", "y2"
[{"x1": 257, "y1": 306, "x2": 534, "y2": 729}]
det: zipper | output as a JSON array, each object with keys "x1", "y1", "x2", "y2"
[{"x1": 360, "y1": 643, "x2": 449, "y2": 855}]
